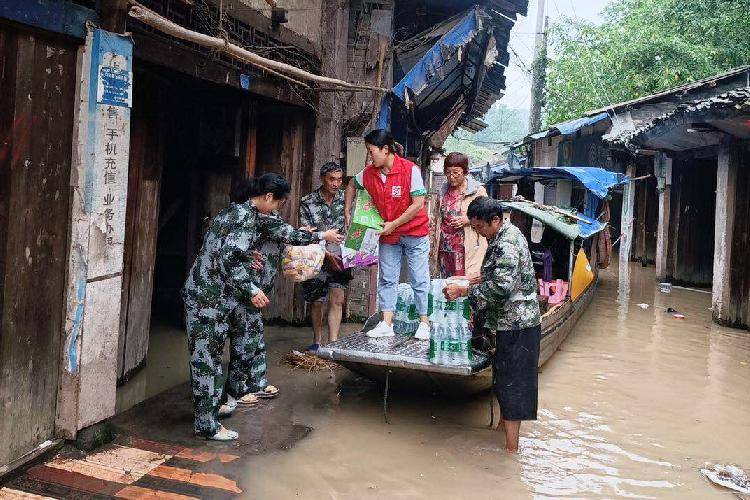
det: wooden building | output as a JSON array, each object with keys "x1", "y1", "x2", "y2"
[
  {"x1": 611, "y1": 88, "x2": 750, "y2": 329},
  {"x1": 512, "y1": 67, "x2": 750, "y2": 270},
  {"x1": 509, "y1": 66, "x2": 750, "y2": 329}
]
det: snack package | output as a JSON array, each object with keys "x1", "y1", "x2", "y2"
[
  {"x1": 281, "y1": 243, "x2": 325, "y2": 282},
  {"x1": 428, "y1": 278, "x2": 473, "y2": 367},
  {"x1": 342, "y1": 189, "x2": 384, "y2": 269}
]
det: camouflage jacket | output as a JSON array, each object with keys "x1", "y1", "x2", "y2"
[
  {"x1": 468, "y1": 222, "x2": 541, "y2": 331},
  {"x1": 299, "y1": 188, "x2": 345, "y2": 233},
  {"x1": 184, "y1": 202, "x2": 317, "y2": 306}
]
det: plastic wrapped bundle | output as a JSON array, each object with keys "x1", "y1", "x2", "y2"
[
  {"x1": 428, "y1": 278, "x2": 473, "y2": 367},
  {"x1": 393, "y1": 283, "x2": 419, "y2": 335},
  {"x1": 281, "y1": 243, "x2": 325, "y2": 282}
]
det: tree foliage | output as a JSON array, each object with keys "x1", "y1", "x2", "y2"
[
  {"x1": 545, "y1": 0, "x2": 750, "y2": 125},
  {"x1": 444, "y1": 104, "x2": 529, "y2": 164}
]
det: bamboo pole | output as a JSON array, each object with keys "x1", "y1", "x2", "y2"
[{"x1": 127, "y1": 3, "x2": 389, "y2": 92}]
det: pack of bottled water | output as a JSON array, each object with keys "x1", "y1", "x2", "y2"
[
  {"x1": 393, "y1": 283, "x2": 419, "y2": 335},
  {"x1": 428, "y1": 279, "x2": 473, "y2": 367}
]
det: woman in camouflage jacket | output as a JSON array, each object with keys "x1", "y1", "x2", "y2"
[{"x1": 183, "y1": 173, "x2": 342, "y2": 441}]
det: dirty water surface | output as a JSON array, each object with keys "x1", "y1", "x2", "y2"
[{"x1": 240, "y1": 262, "x2": 750, "y2": 499}]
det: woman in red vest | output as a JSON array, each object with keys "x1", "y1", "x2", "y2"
[{"x1": 344, "y1": 130, "x2": 431, "y2": 340}]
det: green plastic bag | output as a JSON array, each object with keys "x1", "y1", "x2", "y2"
[{"x1": 342, "y1": 189, "x2": 384, "y2": 268}]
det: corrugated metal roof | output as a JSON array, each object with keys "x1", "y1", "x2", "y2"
[
  {"x1": 608, "y1": 87, "x2": 750, "y2": 150},
  {"x1": 528, "y1": 112, "x2": 610, "y2": 141},
  {"x1": 586, "y1": 65, "x2": 750, "y2": 115}
]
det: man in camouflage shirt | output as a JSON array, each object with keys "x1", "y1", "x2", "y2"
[
  {"x1": 183, "y1": 195, "x2": 327, "y2": 440},
  {"x1": 444, "y1": 196, "x2": 541, "y2": 454},
  {"x1": 299, "y1": 162, "x2": 352, "y2": 351}
]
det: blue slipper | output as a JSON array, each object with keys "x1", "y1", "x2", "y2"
[{"x1": 307, "y1": 343, "x2": 320, "y2": 352}]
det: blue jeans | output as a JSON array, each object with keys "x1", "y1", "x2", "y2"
[{"x1": 378, "y1": 235, "x2": 430, "y2": 316}]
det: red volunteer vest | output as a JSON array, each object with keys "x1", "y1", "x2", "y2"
[{"x1": 362, "y1": 154, "x2": 429, "y2": 245}]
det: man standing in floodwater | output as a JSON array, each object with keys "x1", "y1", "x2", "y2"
[
  {"x1": 444, "y1": 196, "x2": 541, "y2": 453},
  {"x1": 299, "y1": 162, "x2": 352, "y2": 352}
]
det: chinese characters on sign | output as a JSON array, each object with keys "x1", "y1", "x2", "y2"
[
  {"x1": 99, "y1": 106, "x2": 125, "y2": 244},
  {"x1": 87, "y1": 30, "x2": 132, "y2": 277}
]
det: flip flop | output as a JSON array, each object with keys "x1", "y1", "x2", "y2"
[
  {"x1": 251, "y1": 385, "x2": 279, "y2": 399},
  {"x1": 236, "y1": 392, "x2": 260, "y2": 405}
]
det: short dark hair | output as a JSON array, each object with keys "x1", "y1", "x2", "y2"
[
  {"x1": 364, "y1": 129, "x2": 397, "y2": 154},
  {"x1": 320, "y1": 161, "x2": 343, "y2": 177},
  {"x1": 467, "y1": 196, "x2": 504, "y2": 222},
  {"x1": 444, "y1": 152, "x2": 469, "y2": 174},
  {"x1": 231, "y1": 173, "x2": 291, "y2": 203}
]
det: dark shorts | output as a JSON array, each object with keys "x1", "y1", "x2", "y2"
[
  {"x1": 493, "y1": 324, "x2": 541, "y2": 421},
  {"x1": 302, "y1": 268, "x2": 353, "y2": 303}
]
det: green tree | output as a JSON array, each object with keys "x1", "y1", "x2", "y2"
[
  {"x1": 444, "y1": 104, "x2": 529, "y2": 164},
  {"x1": 545, "y1": 0, "x2": 750, "y2": 125}
]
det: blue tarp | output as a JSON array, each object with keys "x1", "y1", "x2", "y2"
[
  {"x1": 377, "y1": 8, "x2": 481, "y2": 130},
  {"x1": 528, "y1": 112, "x2": 610, "y2": 141},
  {"x1": 488, "y1": 166, "x2": 628, "y2": 199},
  {"x1": 391, "y1": 9, "x2": 480, "y2": 102}
]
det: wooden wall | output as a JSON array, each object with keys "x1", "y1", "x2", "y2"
[
  {"x1": 117, "y1": 71, "x2": 165, "y2": 383},
  {"x1": 631, "y1": 161, "x2": 658, "y2": 265},
  {"x1": 254, "y1": 103, "x2": 315, "y2": 322},
  {"x1": 667, "y1": 158, "x2": 717, "y2": 286},
  {"x1": 728, "y1": 144, "x2": 750, "y2": 327},
  {"x1": 0, "y1": 24, "x2": 77, "y2": 466}
]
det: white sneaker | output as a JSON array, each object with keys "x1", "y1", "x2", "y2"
[
  {"x1": 414, "y1": 322, "x2": 430, "y2": 340},
  {"x1": 367, "y1": 321, "x2": 395, "y2": 338},
  {"x1": 207, "y1": 425, "x2": 238, "y2": 441}
]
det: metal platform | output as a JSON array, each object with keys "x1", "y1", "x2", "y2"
[{"x1": 316, "y1": 331, "x2": 491, "y2": 376}]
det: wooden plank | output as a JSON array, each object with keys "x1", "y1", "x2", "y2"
[
  {"x1": 0, "y1": 28, "x2": 13, "y2": 367},
  {"x1": 130, "y1": 32, "x2": 301, "y2": 107},
  {"x1": 0, "y1": 29, "x2": 75, "y2": 467},
  {"x1": 728, "y1": 145, "x2": 749, "y2": 327},
  {"x1": 119, "y1": 74, "x2": 165, "y2": 382}
]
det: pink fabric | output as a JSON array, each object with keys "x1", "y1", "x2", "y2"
[{"x1": 439, "y1": 188, "x2": 465, "y2": 277}]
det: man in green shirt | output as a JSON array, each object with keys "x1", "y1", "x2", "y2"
[{"x1": 445, "y1": 196, "x2": 541, "y2": 453}]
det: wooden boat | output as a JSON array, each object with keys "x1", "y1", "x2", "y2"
[
  {"x1": 317, "y1": 277, "x2": 597, "y2": 397},
  {"x1": 317, "y1": 167, "x2": 623, "y2": 397}
]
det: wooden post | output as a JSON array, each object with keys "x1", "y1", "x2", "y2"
[
  {"x1": 634, "y1": 168, "x2": 648, "y2": 262},
  {"x1": 619, "y1": 164, "x2": 636, "y2": 265},
  {"x1": 100, "y1": 0, "x2": 129, "y2": 33},
  {"x1": 312, "y1": 0, "x2": 349, "y2": 189},
  {"x1": 712, "y1": 143, "x2": 738, "y2": 324},
  {"x1": 56, "y1": 29, "x2": 133, "y2": 437},
  {"x1": 655, "y1": 154, "x2": 672, "y2": 281}
]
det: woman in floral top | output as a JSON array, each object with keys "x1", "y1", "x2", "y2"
[{"x1": 438, "y1": 152, "x2": 488, "y2": 278}]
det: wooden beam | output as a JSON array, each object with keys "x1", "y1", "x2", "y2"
[
  {"x1": 128, "y1": 4, "x2": 388, "y2": 92},
  {"x1": 618, "y1": 164, "x2": 636, "y2": 264},
  {"x1": 131, "y1": 31, "x2": 301, "y2": 106},
  {"x1": 655, "y1": 154, "x2": 671, "y2": 280},
  {"x1": 712, "y1": 143, "x2": 738, "y2": 323}
]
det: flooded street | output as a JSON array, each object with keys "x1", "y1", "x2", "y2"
[{"x1": 241, "y1": 262, "x2": 750, "y2": 499}]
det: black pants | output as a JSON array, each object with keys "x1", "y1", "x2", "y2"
[{"x1": 493, "y1": 325, "x2": 541, "y2": 421}]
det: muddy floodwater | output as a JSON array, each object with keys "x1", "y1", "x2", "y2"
[{"x1": 238, "y1": 262, "x2": 750, "y2": 499}]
